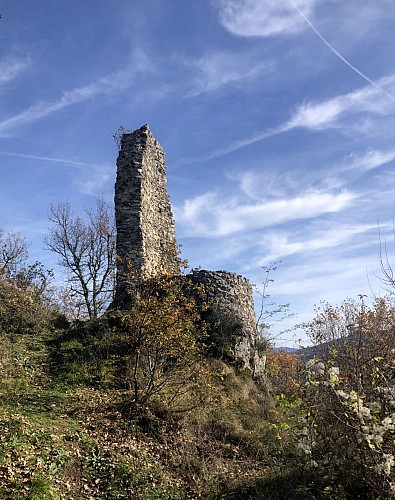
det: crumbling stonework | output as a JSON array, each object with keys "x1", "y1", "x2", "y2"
[
  {"x1": 114, "y1": 124, "x2": 265, "y2": 375},
  {"x1": 188, "y1": 270, "x2": 265, "y2": 375},
  {"x1": 114, "y1": 125, "x2": 179, "y2": 297}
]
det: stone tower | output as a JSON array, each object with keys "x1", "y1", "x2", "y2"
[
  {"x1": 188, "y1": 270, "x2": 265, "y2": 375},
  {"x1": 114, "y1": 125, "x2": 179, "y2": 296}
]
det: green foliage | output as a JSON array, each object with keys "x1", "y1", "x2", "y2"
[
  {"x1": 0, "y1": 277, "x2": 53, "y2": 335},
  {"x1": 30, "y1": 478, "x2": 59, "y2": 500},
  {"x1": 51, "y1": 273, "x2": 208, "y2": 412},
  {"x1": 0, "y1": 230, "x2": 292, "y2": 498},
  {"x1": 296, "y1": 355, "x2": 395, "y2": 498},
  {"x1": 209, "y1": 469, "x2": 326, "y2": 500},
  {"x1": 0, "y1": 317, "x2": 277, "y2": 500}
]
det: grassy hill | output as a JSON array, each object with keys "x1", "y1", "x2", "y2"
[
  {"x1": 4, "y1": 276, "x2": 394, "y2": 499},
  {"x1": 1, "y1": 322, "x2": 306, "y2": 499}
]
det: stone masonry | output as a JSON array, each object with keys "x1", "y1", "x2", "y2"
[
  {"x1": 114, "y1": 124, "x2": 179, "y2": 296},
  {"x1": 188, "y1": 270, "x2": 265, "y2": 375},
  {"x1": 114, "y1": 124, "x2": 265, "y2": 375}
]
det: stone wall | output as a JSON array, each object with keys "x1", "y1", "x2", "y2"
[
  {"x1": 114, "y1": 125, "x2": 179, "y2": 297},
  {"x1": 188, "y1": 270, "x2": 265, "y2": 375}
]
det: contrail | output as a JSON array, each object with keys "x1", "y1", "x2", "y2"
[
  {"x1": 0, "y1": 151, "x2": 109, "y2": 169},
  {"x1": 288, "y1": 0, "x2": 395, "y2": 104}
]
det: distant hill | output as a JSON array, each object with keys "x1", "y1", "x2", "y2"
[{"x1": 272, "y1": 344, "x2": 319, "y2": 359}]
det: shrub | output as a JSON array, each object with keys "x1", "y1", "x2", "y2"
[
  {"x1": 0, "y1": 277, "x2": 52, "y2": 334},
  {"x1": 115, "y1": 271, "x2": 207, "y2": 406},
  {"x1": 285, "y1": 297, "x2": 395, "y2": 498},
  {"x1": 266, "y1": 350, "x2": 300, "y2": 397},
  {"x1": 201, "y1": 306, "x2": 244, "y2": 363}
]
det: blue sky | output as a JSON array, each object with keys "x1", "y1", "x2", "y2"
[{"x1": 1, "y1": 0, "x2": 395, "y2": 345}]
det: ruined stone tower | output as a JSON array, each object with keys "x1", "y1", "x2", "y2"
[
  {"x1": 114, "y1": 124, "x2": 264, "y2": 375},
  {"x1": 114, "y1": 125, "x2": 179, "y2": 296}
]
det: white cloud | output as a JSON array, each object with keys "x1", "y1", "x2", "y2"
[
  {"x1": 285, "y1": 76, "x2": 395, "y2": 131},
  {"x1": 344, "y1": 149, "x2": 395, "y2": 173},
  {"x1": 178, "y1": 189, "x2": 355, "y2": 237},
  {"x1": 0, "y1": 49, "x2": 151, "y2": 136},
  {"x1": 194, "y1": 73, "x2": 395, "y2": 162},
  {"x1": 0, "y1": 56, "x2": 30, "y2": 85},
  {"x1": 215, "y1": 0, "x2": 319, "y2": 37},
  {"x1": 234, "y1": 170, "x2": 264, "y2": 199},
  {"x1": 285, "y1": 97, "x2": 348, "y2": 130},
  {"x1": 257, "y1": 224, "x2": 376, "y2": 264},
  {"x1": 187, "y1": 50, "x2": 273, "y2": 96}
]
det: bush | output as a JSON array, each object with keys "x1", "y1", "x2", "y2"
[
  {"x1": 115, "y1": 271, "x2": 207, "y2": 406},
  {"x1": 0, "y1": 278, "x2": 52, "y2": 334},
  {"x1": 278, "y1": 297, "x2": 395, "y2": 498},
  {"x1": 201, "y1": 307, "x2": 244, "y2": 363}
]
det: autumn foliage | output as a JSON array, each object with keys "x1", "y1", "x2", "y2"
[
  {"x1": 112, "y1": 268, "x2": 207, "y2": 406},
  {"x1": 266, "y1": 350, "x2": 299, "y2": 396}
]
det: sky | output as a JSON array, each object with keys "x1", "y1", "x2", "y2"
[{"x1": 1, "y1": 0, "x2": 395, "y2": 346}]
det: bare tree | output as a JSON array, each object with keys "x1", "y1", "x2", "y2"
[
  {"x1": 254, "y1": 262, "x2": 295, "y2": 347},
  {"x1": 45, "y1": 197, "x2": 116, "y2": 318},
  {"x1": 378, "y1": 223, "x2": 395, "y2": 291},
  {"x1": 0, "y1": 227, "x2": 28, "y2": 276}
]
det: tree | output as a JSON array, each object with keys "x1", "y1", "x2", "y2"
[
  {"x1": 45, "y1": 197, "x2": 116, "y2": 319},
  {"x1": 115, "y1": 267, "x2": 206, "y2": 406},
  {"x1": 0, "y1": 227, "x2": 28, "y2": 277},
  {"x1": 307, "y1": 296, "x2": 395, "y2": 391},
  {"x1": 254, "y1": 262, "x2": 295, "y2": 348},
  {"x1": 291, "y1": 296, "x2": 395, "y2": 497}
]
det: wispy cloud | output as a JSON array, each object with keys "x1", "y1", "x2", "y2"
[
  {"x1": 285, "y1": 75, "x2": 395, "y2": 130},
  {"x1": 175, "y1": 127, "x2": 282, "y2": 167},
  {"x1": 344, "y1": 149, "x2": 395, "y2": 173},
  {"x1": 256, "y1": 224, "x2": 376, "y2": 264},
  {"x1": 74, "y1": 172, "x2": 113, "y2": 196},
  {"x1": 286, "y1": 0, "x2": 395, "y2": 105},
  {"x1": 228, "y1": 169, "x2": 300, "y2": 201},
  {"x1": 0, "y1": 56, "x2": 30, "y2": 85},
  {"x1": 0, "y1": 151, "x2": 113, "y2": 195},
  {"x1": 186, "y1": 50, "x2": 273, "y2": 96},
  {"x1": 0, "y1": 49, "x2": 151, "y2": 136},
  {"x1": 215, "y1": 0, "x2": 395, "y2": 109},
  {"x1": 0, "y1": 151, "x2": 109, "y2": 169},
  {"x1": 215, "y1": 0, "x2": 319, "y2": 38},
  {"x1": 192, "y1": 74, "x2": 395, "y2": 162},
  {"x1": 177, "y1": 189, "x2": 355, "y2": 237}
]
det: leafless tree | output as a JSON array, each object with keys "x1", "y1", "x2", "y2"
[
  {"x1": 45, "y1": 196, "x2": 116, "y2": 318},
  {"x1": 378, "y1": 223, "x2": 395, "y2": 291},
  {"x1": 254, "y1": 262, "x2": 295, "y2": 347},
  {"x1": 112, "y1": 125, "x2": 129, "y2": 150},
  {"x1": 0, "y1": 227, "x2": 28, "y2": 276}
]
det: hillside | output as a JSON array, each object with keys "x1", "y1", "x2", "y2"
[
  {"x1": 0, "y1": 321, "x2": 299, "y2": 499},
  {"x1": 2, "y1": 276, "x2": 395, "y2": 499}
]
